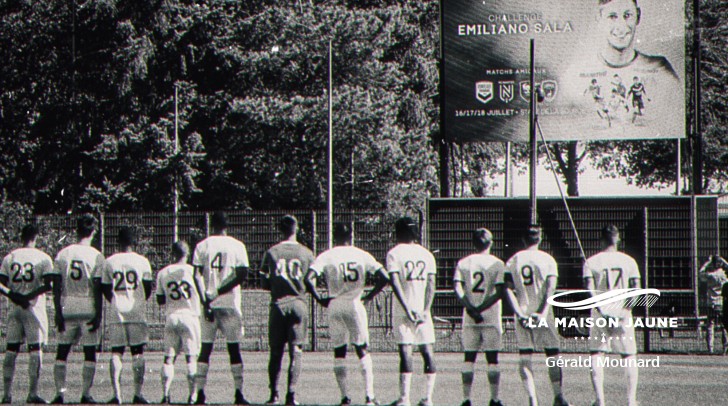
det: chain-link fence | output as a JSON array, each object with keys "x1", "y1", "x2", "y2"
[{"x1": 0, "y1": 197, "x2": 725, "y2": 353}]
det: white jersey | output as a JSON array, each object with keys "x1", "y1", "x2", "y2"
[
  {"x1": 310, "y1": 245, "x2": 385, "y2": 301},
  {"x1": 506, "y1": 249, "x2": 559, "y2": 315},
  {"x1": 102, "y1": 252, "x2": 153, "y2": 323},
  {"x1": 156, "y1": 263, "x2": 202, "y2": 317},
  {"x1": 583, "y1": 251, "x2": 641, "y2": 318},
  {"x1": 1, "y1": 247, "x2": 53, "y2": 318},
  {"x1": 453, "y1": 253, "x2": 505, "y2": 327},
  {"x1": 192, "y1": 235, "x2": 248, "y2": 311},
  {"x1": 387, "y1": 243, "x2": 437, "y2": 314},
  {"x1": 49, "y1": 244, "x2": 105, "y2": 318}
]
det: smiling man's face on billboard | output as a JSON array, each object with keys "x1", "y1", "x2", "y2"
[{"x1": 598, "y1": 0, "x2": 640, "y2": 54}]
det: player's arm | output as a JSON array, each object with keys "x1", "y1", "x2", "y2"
[
  {"x1": 423, "y1": 273, "x2": 436, "y2": 315},
  {"x1": 155, "y1": 273, "x2": 166, "y2": 306},
  {"x1": 100, "y1": 260, "x2": 114, "y2": 302},
  {"x1": 211, "y1": 265, "x2": 249, "y2": 300},
  {"x1": 0, "y1": 259, "x2": 28, "y2": 307},
  {"x1": 453, "y1": 280, "x2": 482, "y2": 322},
  {"x1": 142, "y1": 262, "x2": 153, "y2": 300},
  {"x1": 88, "y1": 275, "x2": 103, "y2": 332},
  {"x1": 533, "y1": 275, "x2": 557, "y2": 317},
  {"x1": 583, "y1": 275, "x2": 609, "y2": 319},
  {"x1": 191, "y1": 267, "x2": 207, "y2": 307},
  {"x1": 698, "y1": 257, "x2": 712, "y2": 281},
  {"x1": 259, "y1": 251, "x2": 273, "y2": 291},
  {"x1": 477, "y1": 283, "x2": 504, "y2": 313},
  {"x1": 304, "y1": 268, "x2": 329, "y2": 307},
  {"x1": 362, "y1": 268, "x2": 389, "y2": 303},
  {"x1": 389, "y1": 271, "x2": 417, "y2": 323}
]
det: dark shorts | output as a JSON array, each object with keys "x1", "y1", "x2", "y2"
[
  {"x1": 269, "y1": 297, "x2": 308, "y2": 349},
  {"x1": 708, "y1": 306, "x2": 723, "y2": 323},
  {"x1": 633, "y1": 96, "x2": 644, "y2": 109}
]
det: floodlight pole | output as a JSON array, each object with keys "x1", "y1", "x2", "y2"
[
  {"x1": 529, "y1": 39, "x2": 538, "y2": 225},
  {"x1": 692, "y1": 0, "x2": 703, "y2": 195},
  {"x1": 173, "y1": 83, "x2": 180, "y2": 242},
  {"x1": 328, "y1": 40, "x2": 334, "y2": 249}
]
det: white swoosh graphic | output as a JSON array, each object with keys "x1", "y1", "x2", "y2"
[{"x1": 547, "y1": 288, "x2": 661, "y2": 310}]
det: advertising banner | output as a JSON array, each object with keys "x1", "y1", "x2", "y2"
[{"x1": 441, "y1": 0, "x2": 686, "y2": 142}]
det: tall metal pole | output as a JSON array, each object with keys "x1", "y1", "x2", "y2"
[
  {"x1": 174, "y1": 84, "x2": 180, "y2": 242},
  {"x1": 529, "y1": 39, "x2": 538, "y2": 224},
  {"x1": 505, "y1": 142, "x2": 512, "y2": 197},
  {"x1": 328, "y1": 40, "x2": 334, "y2": 249},
  {"x1": 676, "y1": 138, "x2": 682, "y2": 195},
  {"x1": 692, "y1": 0, "x2": 703, "y2": 195}
]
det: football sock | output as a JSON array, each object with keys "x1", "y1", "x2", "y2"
[
  {"x1": 2, "y1": 351, "x2": 17, "y2": 398},
  {"x1": 548, "y1": 365, "x2": 563, "y2": 397},
  {"x1": 334, "y1": 358, "x2": 348, "y2": 398},
  {"x1": 187, "y1": 360, "x2": 197, "y2": 398},
  {"x1": 197, "y1": 362, "x2": 209, "y2": 390},
  {"x1": 399, "y1": 372, "x2": 412, "y2": 402},
  {"x1": 461, "y1": 362, "x2": 474, "y2": 400},
  {"x1": 288, "y1": 348, "x2": 302, "y2": 393},
  {"x1": 425, "y1": 373, "x2": 436, "y2": 402},
  {"x1": 359, "y1": 354, "x2": 374, "y2": 399},
  {"x1": 487, "y1": 363, "x2": 501, "y2": 401},
  {"x1": 53, "y1": 361, "x2": 67, "y2": 396},
  {"x1": 590, "y1": 354, "x2": 605, "y2": 406},
  {"x1": 161, "y1": 363, "x2": 174, "y2": 397},
  {"x1": 268, "y1": 352, "x2": 283, "y2": 396},
  {"x1": 624, "y1": 356, "x2": 639, "y2": 406},
  {"x1": 28, "y1": 350, "x2": 42, "y2": 398},
  {"x1": 132, "y1": 354, "x2": 145, "y2": 397},
  {"x1": 230, "y1": 363, "x2": 244, "y2": 393},
  {"x1": 110, "y1": 354, "x2": 123, "y2": 399},
  {"x1": 518, "y1": 355, "x2": 537, "y2": 405},
  {"x1": 81, "y1": 361, "x2": 96, "y2": 397}
]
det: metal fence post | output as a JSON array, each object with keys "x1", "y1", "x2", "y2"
[
  {"x1": 100, "y1": 212, "x2": 105, "y2": 255},
  {"x1": 644, "y1": 207, "x2": 650, "y2": 353},
  {"x1": 205, "y1": 212, "x2": 210, "y2": 237},
  {"x1": 311, "y1": 210, "x2": 317, "y2": 351}
]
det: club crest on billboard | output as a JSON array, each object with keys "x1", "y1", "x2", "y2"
[
  {"x1": 499, "y1": 81, "x2": 515, "y2": 103},
  {"x1": 541, "y1": 80, "x2": 558, "y2": 103},
  {"x1": 475, "y1": 81, "x2": 494, "y2": 104}
]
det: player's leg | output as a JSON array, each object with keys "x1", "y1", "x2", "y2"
[
  {"x1": 195, "y1": 312, "x2": 217, "y2": 404},
  {"x1": 540, "y1": 321, "x2": 569, "y2": 406},
  {"x1": 545, "y1": 348, "x2": 569, "y2": 406},
  {"x1": 330, "y1": 299, "x2": 351, "y2": 404},
  {"x1": 80, "y1": 345, "x2": 98, "y2": 402},
  {"x1": 284, "y1": 299, "x2": 308, "y2": 406},
  {"x1": 53, "y1": 322, "x2": 80, "y2": 403},
  {"x1": 621, "y1": 353, "x2": 639, "y2": 406},
  {"x1": 2, "y1": 342, "x2": 20, "y2": 403},
  {"x1": 416, "y1": 314, "x2": 437, "y2": 406},
  {"x1": 26, "y1": 309, "x2": 49, "y2": 403},
  {"x1": 268, "y1": 304, "x2": 286, "y2": 404},
  {"x1": 518, "y1": 349, "x2": 538, "y2": 406},
  {"x1": 589, "y1": 351, "x2": 606, "y2": 406},
  {"x1": 130, "y1": 344, "x2": 148, "y2": 403},
  {"x1": 352, "y1": 301, "x2": 375, "y2": 405},
  {"x1": 108, "y1": 346, "x2": 125, "y2": 404},
  {"x1": 395, "y1": 344, "x2": 414, "y2": 406},
  {"x1": 706, "y1": 314, "x2": 715, "y2": 353},
  {"x1": 354, "y1": 344, "x2": 376, "y2": 405},
  {"x1": 333, "y1": 346, "x2": 350, "y2": 404},
  {"x1": 185, "y1": 315, "x2": 202, "y2": 403},
  {"x1": 219, "y1": 310, "x2": 248, "y2": 404},
  {"x1": 161, "y1": 323, "x2": 178, "y2": 404},
  {"x1": 460, "y1": 351, "x2": 477, "y2": 406},
  {"x1": 485, "y1": 351, "x2": 502, "y2": 406}
]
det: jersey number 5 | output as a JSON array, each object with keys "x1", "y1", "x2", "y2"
[{"x1": 69, "y1": 260, "x2": 84, "y2": 280}]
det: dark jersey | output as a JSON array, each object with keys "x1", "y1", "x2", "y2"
[{"x1": 260, "y1": 241, "x2": 315, "y2": 302}]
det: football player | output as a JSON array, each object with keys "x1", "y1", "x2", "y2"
[
  {"x1": 256, "y1": 215, "x2": 315, "y2": 406},
  {"x1": 192, "y1": 211, "x2": 250, "y2": 405},
  {"x1": 101, "y1": 227, "x2": 153, "y2": 404},
  {"x1": 0, "y1": 224, "x2": 54, "y2": 404},
  {"x1": 584, "y1": 225, "x2": 641, "y2": 406},
  {"x1": 453, "y1": 228, "x2": 505, "y2": 406},
  {"x1": 157, "y1": 241, "x2": 206, "y2": 404},
  {"x1": 505, "y1": 226, "x2": 570, "y2": 406},
  {"x1": 387, "y1": 217, "x2": 438, "y2": 406},
  {"x1": 305, "y1": 223, "x2": 388, "y2": 406},
  {"x1": 698, "y1": 255, "x2": 728, "y2": 353},
  {"x1": 49, "y1": 214, "x2": 105, "y2": 404}
]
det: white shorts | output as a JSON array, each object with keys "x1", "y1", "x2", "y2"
[
  {"x1": 589, "y1": 319, "x2": 637, "y2": 356},
  {"x1": 109, "y1": 322, "x2": 149, "y2": 348},
  {"x1": 165, "y1": 313, "x2": 202, "y2": 357},
  {"x1": 201, "y1": 308, "x2": 244, "y2": 343},
  {"x1": 515, "y1": 322, "x2": 560, "y2": 352},
  {"x1": 329, "y1": 298, "x2": 369, "y2": 348},
  {"x1": 394, "y1": 313, "x2": 435, "y2": 345},
  {"x1": 462, "y1": 325, "x2": 502, "y2": 352},
  {"x1": 57, "y1": 316, "x2": 99, "y2": 347},
  {"x1": 6, "y1": 308, "x2": 48, "y2": 346}
]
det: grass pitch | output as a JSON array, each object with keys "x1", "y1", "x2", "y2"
[{"x1": 3, "y1": 351, "x2": 728, "y2": 405}]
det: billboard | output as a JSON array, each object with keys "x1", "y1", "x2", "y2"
[{"x1": 441, "y1": 0, "x2": 686, "y2": 143}]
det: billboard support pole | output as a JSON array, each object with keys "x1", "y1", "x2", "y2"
[
  {"x1": 692, "y1": 0, "x2": 703, "y2": 195},
  {"x1": 676, "y1": 138, "x2": 682, "y2": 195},
  {"x1": 505, "y1": 142, "x2": 512, "y2": 197},
  {"x1": 529, "y1": 39, "x2": 538, "y2": 224}
]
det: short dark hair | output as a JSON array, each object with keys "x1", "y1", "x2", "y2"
[
  {"x1": 210, "y1": 211, "x2": 228, "y2": 231},
  {"x1": 171, "y1": 241, "x2": 189, "y2": 261},
  {"x1": 21, "y1": 224, "x2": 39, "y2": 244},
  {"x1": 598, "y1": 0, "x2": 638, "y2": 6},
  {"x1": 601, "y1": 225, "x2": 620, "y2": 244},
  {"x1": 333, "y1": 223, "x2": 352, "y2": 244},
  {"x1": 76, "y1": 214, "x2": 98, "y2": 239},
  {"x1": 472, "y1": 228, "x2": 493, "y2": 251},
  {"x1": 394, "y1": 217, "x2": 419, "y2": 243},
  {"x1": 524, "y1": 225, "x2": 542, "y2": 246},
  {"x1": 118, "y1": 226, "x2": 136, "y2": 248},
  {"x1": 278, "y1": 215, "x2": 298, "y2": 237}
]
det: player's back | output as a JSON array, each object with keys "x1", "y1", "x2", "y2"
[
  {"x1": 704, "y1": 270, "x2": 728, "y2": 306},
  {"x1": 585, "y1": 251, "x2": 639, "y2": 291},
  {"x1": 455, "y1": 252, "x2": 505, "y2": 324},
  {"x1": 193, "y1": 235, "x2": 248, "y2": 310},
  {"x1": 263, "y1": 241, "x2": 315, "y2": 302},
  {"x1": 1, "y1": 247, "x2": 53, "y2": 311},
  {"x1": 312, "y1": 245, "x2": 382, "y2": 301},
  {"x1": 104, "y1": 252, "x2": 152, "y2": 322},
  {"x1": 387, "y1": 243, "x2": 437, "y2": 313},
  {"x1": 507, "y1": 249, "x2": 558, "y2": 314},
  {"x1": 53, "y1": 244, "x2": 105, "y2": 318},
  {"x1": 157, "y1": 264, "x2": 201, "y2": 316}
]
